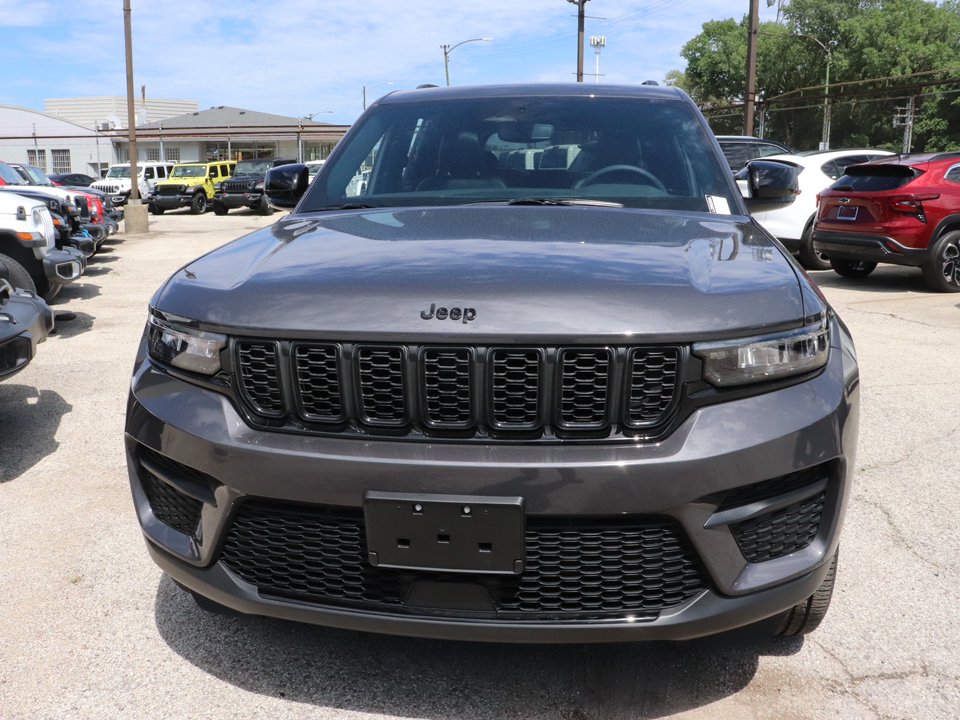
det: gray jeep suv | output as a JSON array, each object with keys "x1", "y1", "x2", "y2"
[{"x1": 125, "y1": 84, "x2": 859, "y2": 643}]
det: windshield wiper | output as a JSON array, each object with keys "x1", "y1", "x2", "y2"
[
  {"x1": 470, "y1": 197, "x2": 624, "y2": 208},
  {"x1": 315, "y1": 203, "x2": 381, "y2": 211}
]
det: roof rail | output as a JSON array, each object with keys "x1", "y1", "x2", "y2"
[
  {"x1": 929, "y1": 151, "x2": 960, "y2": 162},
  {"x1": 416, "y1": 84, "x2": 439, "y2": 89}
]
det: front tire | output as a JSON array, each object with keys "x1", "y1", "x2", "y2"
[
  {"x1": 149, "y1": 204, "x2": 164, "y2": 215},
  {"x1": 190, "y1": 193, "x2": 207, "y2": 215},
  {"x1": 256, "y1": 197, "x2": 273, "y2": 216},
  {"x1": 831, "y1": 257, "x2": 877, "y2": 279},
  {"x1": 776, "y1": 549, "x2": 838, "y2": 636},
  {"x1": 798, "y1": 222, "x2": 832, "y2": 271},
  {"x1": 213, "y1": 200, "x2": 228, "y2": 216},
  {"x1": 921, "y1": 230, "x2": 960, "y2": 293},
  {"x1": 0, "y1": 253, "x2": 37, "y2": 294}
]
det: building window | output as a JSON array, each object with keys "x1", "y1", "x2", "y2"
[
  {"x1": 27, "y1": 149, "x2": 47, "y2": 171},
  {"x1": 51, "y1": 150, "x2": 71, "y2": 174},
  {"x1": 120, "y1": 148, "x2": 130, "y2": 163},
  {"x1": 164, "y1": 148, "x2": 180, "y2": 163},
  {"x1": 145, "y1": 148, "x2": 160, "y2": 162}
]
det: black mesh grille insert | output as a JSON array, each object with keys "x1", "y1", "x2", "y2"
[
  {"x1": 626, "y1": 348, "x2": 680, "y2": 427},
  {"x1": 731, "y1": 492, "x2": 826, "y2": 563},
  {"x1": 139, "y1": 461, "x2": 203, "y2": 535},
  {"x1": 157, "y1": 184, "x2": 185, "y2": 196},
  {"x1": 356, "y1": 346, "x2": 406, "y2": 424},
  {"x1": 491, "y1": 349, "x2": 541, "y2": 428},
  {"x1": 558, "y1": 349, "x2": 610, "y2": 428},
  {"x1": 422, "y1": 348, "x2": 472, "y2": 427},
  {"x1": 223, "y1": 180, "x2": 255, "y2": 193},
  {"x1": 219, "y1": 501, "x2": 707, "y2": 621},
  {"x1": 294, "y1": 344, "x2": 343, "y2": 422},
  {"x1": 236, "y1": 341, "x2": 284, "y2": 417}
]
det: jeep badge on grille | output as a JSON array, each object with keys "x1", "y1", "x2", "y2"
[{"x1": 420, "y1": 304, "x2": 476, "y2": 323}]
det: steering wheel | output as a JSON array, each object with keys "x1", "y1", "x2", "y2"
[{"x1": 575, "y1": 164, "x2": 668, "y2": 192}]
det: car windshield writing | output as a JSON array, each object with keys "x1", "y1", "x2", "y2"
[
  {"x1": 302, "y1": 96, "x2": 736, "y2": 214},
  {"x1": 171, "y1": 166, "x2": 207, "y2": 178},
  {"x1": 107, "y1": 167, "x2": 132, "y2": 178}
]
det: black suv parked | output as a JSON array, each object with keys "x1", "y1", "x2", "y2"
[
  {"x1": 213, "y1": 158, "x2": 296, "y2": 215},
  {"x1": 126, "y1": 84, "x2": 858, "y2": 643}
]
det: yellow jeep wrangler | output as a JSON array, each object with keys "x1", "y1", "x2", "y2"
[{"x1": 147, "y1": 161, "x2": 236, "y2": 215}]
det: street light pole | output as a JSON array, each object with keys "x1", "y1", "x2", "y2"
[
  {"x1": 363, "y1": 82, "x2": 394, "y2": 110},
  {"x1": 441, "y1": 38, "x2": 493, "y2": 86}
]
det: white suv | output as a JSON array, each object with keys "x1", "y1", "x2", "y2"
[
  {"x1": 92, "y1": 162, "x2": 175, "y2": 206},
  {"x1": 743, "y1": 149, "x2": 894, "y2": 270}
]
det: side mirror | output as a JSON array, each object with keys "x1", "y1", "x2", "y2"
[
  {"x1": 738, "y1": 160, "x2": 799, "y2": 213},
  {"x1": 265, "y1": 164, "x2": 309, "y2": 210}
]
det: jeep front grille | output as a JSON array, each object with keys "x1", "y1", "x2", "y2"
[
  {"x1": 223, "y1": 180, "x2": 255, "y2": 193},
  {"x1": 232, "y1": 342, "x2": 683, "y2": 441},
  {"x1": 157, "y1": 185, "x2": 186, "y2": 196}
]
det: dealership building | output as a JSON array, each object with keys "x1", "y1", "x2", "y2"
[{"x1": 1, "y1": 97, "x2": 349, "y2": 177}]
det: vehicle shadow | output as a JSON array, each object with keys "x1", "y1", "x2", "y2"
[
  {"x1": 50, "y1": 310, "x2": 96, "y2": 339},
  {"x1": 0, "y1": 385, "x2": 71, "y2": 483},
  {"x1": 153, "y1": 576, "x2": 801, "y2": 719},
  {"x1": 54, "y1": 280, "x2": 101, "y2": 303}
]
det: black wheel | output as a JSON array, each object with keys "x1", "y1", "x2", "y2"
[
  {"x1": 0, "y1": 253, "x2": 37, "y2": 294},
  {"x1": 830, "y1": 257, "x2": 877, "y2": 279},
  {"x1": 256, "y1": 197, "x2": 274, "y2": 216},
  {"x1": 190, "y1": 193, "x2": 207, "y2": 214},
  {"x1": 798, "y1": 222, "x2": 831, "y2": 271},
  {"x1": 35, "y1": 278, "x2": 61, "y2": 303},
  {"x1": 921, "y1": 230, "x2": 960, "y2": 293},
  {"x1": 149, "y1": 204, "x2": 164, "y2": 215},
  {"x1": 213, "y1": 201, "x2": 228, "y2": 216},
  {"x1": 776, "y1": 549, "x2": 838, "y2": 636}
]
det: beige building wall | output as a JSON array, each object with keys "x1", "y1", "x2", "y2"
[{"x1": 44, "y1": 97, "x2": 198, "y2": 131}]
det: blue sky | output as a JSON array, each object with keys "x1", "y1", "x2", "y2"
[{"x1": 1, "y1": 0, "x2": 781, "y2": 125}]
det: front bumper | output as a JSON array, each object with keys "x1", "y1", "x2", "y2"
[
  {"x1": 150, "y1": 194, "x2": 198, "y2": 210},
  {"x1": 214, "y1": 191, "x2": 263, "y2": 209},
  {"x1": 812, "y1": 229, "x2": 929, "y2": 267},
  {"x1": 125, "y1": 324, "x2": 859, "y2": 642},
  {"x1": 0, "y1": 285, "x2": 53, "y2": 381},
  {"x1": 41, "y1": 247, "x2": 84, "y2": 288}
]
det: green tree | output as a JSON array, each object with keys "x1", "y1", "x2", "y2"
[{"x1": 680, "y1": 0, "x2": 960, "y2": 151}]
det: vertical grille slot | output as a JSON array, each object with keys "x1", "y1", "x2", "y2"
[
  {"x1": 625, "y1": 347, "x2": 680, "y2": 427},
  {"x1": 491, "y1": 349, "x2": 541, "y2": 429},
  {"x1": 422, "y1": 347, "x2": 472, "y2": 428},
  {"x1": 294, "y1": 344, "x2": 343, "y2": 422},
  {"x1": 356, "y1": 346, "x2": 406, "y2": 425},
  {"x1": 558, "y1": 348, "x2": 611, "y2": 429},
  {"x1": 236, "y1": 341, "x2": 285, "y2": 417}
]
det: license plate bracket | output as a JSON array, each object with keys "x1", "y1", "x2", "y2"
[
  {"x1": 837, "y1": 206, "x2": 859, "y2": 221},
  {"x1": 364, "y1": 491, "x2": 525, "y2": 574}
]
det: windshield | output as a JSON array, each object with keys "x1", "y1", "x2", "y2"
[
  {"x1": 107, "y1": 166, "x2": 131, "y2": 178},
  {"x1": 171, "y1": 165, "x2": 207, "y2": 178},
  {"x1": 24, "y1": 166, "x2": 51, "y2": 185},
  {"x1": 300, "y1": 95, "x2": 737, "y2": 214},
  {"x1": 0, "y1": 162, "x2": 26, "y2": 185},
  {"x1": 234, "y1": 160, "x2": 273, "y2": 176}
]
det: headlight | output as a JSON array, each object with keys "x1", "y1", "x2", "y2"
[
  {"x1": 693, "y1": 318, "x2": 829, "y2": 387},
  {"x1": 32, "y1": 208, "x2": 47, "y2": 236},
  {"x1": 147, "y1": 314, "x2": 226, "y2": 375},
  {"x1": 254, "y1": 181, "x2": 264, "y2": 190},
  {"x1": 214, "y1": 183, "x2": 223, "y2": 191}
]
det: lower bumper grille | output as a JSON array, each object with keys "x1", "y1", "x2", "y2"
[
  {"x1": 219, "y1": 501, "x2": 707, "y2": 621},
  {"x1": 140, "y1": 465, "x2": 203, "y2": 535},
  {"x1": 732, "y1": 492, "x2": 826, "y2": 563}
]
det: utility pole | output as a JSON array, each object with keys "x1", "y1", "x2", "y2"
[
  {"x1": 123, "y1": 0, "x2": 148, "y2": 232},
  {"x1": 744, "y1": 0, "x2": 760, "y2": 135},
  {"x1": 894, "y1": 97, "x2": 916, "y2": 153},
  {"x1": 568, "y1": 0, "x2": 589, "y2": 82}
]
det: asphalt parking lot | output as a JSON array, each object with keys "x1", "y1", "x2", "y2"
[{"x1": 1, "y1": 210, "x2": 958, "y2": 720}]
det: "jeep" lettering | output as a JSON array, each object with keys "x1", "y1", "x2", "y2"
[{"x1": 420, "y1": 303, "x2": 477, "y2": 324}]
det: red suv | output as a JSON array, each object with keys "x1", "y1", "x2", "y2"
[{"x1": 813, "y1": 152, "x2": 960, "y2": 292}]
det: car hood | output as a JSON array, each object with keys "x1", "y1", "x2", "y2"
[{"x1": 155, "y1": 206, "x2": 807, "y2": 341}]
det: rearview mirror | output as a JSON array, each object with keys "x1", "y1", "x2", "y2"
[{"x1": 265, "y1": 164, "x2": 310, "y2": 210}]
